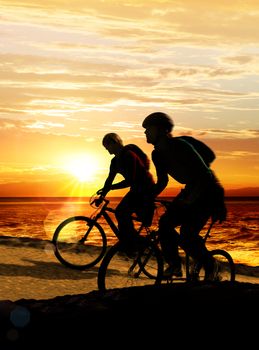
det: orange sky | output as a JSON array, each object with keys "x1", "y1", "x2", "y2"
[{"x1": 0, "y1": 0, "x2": 259, "y2": 197}]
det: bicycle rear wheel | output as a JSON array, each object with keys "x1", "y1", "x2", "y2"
[
  {"x1": 98, "y1": 240, "x2": 164, "y2": 292},
  {"x1": 194, "y1": 249, "x2": 235, "y2": 282},
  {"x1": 52, "y1": 216, "x2": 107, "y2": 270}
]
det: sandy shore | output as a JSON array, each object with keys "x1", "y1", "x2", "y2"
[
  {"x1": 0, "y1": 237, "x2": 99, "y2": 302},
  {"x1": 0, "y1": 236, "x2": 258, "y2": 302}
]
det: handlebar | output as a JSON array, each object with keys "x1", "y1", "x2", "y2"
[
  {"x1": 90, "y1": 196, "x2": 109, "y2": 207},
  {"x1": 90, "y1": 191, "x2": 170, "y2": 212}
]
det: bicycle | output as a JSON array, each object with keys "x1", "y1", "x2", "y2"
[
  {"x1": 97, "y1": 199, "x2": 236, "y2": 291},
  {"x1": 52, "y1": 192, "x2": 162, "y2": 274}
]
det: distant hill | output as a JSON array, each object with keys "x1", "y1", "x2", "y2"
[
  {"x1": 0, "y1": 182, "x2": 258, "y2": 198},
  {"x1": 224, "y1": 187, "x2": 259, "y2": 197},
  {"x1": 162, "y1": 187, "x2": 259, "y2": 197}
]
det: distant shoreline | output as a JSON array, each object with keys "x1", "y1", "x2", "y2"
[{"x1": 0, "y1": 196, "x2": 259, "y2": 202}]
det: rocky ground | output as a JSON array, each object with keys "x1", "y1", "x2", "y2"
[{"x1": 0, "y1": 281, "x2": 258, "y2": 349}]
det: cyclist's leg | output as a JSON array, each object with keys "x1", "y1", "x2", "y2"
[
  {"x1": 179, "y1": 207, "x2": 214, "y2": 279},
  {"x1": 135, "y1": 194, "x2": 155, "y2": 228},
  {"x1": 159, "y1": 216, "x2": 181, "y2": 264},
  {"x1": 115, "y1": 192, "x2": 142, "y2": 252},
  {"x1": 157, "y1": 200, "x2": 183, "y2": 276},
  {"x1": 115, "y1": 193, "x2": 137, "y2": 238}
]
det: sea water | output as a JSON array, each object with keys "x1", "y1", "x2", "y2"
[{"x1": 0, "y1": 197, "x2": 258, "y2": 269}]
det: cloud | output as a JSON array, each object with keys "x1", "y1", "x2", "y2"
[
  {"x1": 221, "y1": 55, "x2": 255, "y2": 65},
  {"x1": 219, "y1": 150, "x2": 259, "y2": 160},
  {"x1": 25, "y1": 121, "x2": 64, "y2": 130},
  {"x1": 0, "y1": 1, "x2": 259, "y2": 193}
]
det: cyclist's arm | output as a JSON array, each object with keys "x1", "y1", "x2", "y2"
[
  {"x1": 152, "y1": 151, "x2": 169, "y2": 197},
  {"x1": 98, "y1": 160, "x2": 117, "y2": 197},
  {"x1": 110, "y1": 179, "x2": 129, "y2": 190},
  {"x1": 108, "y1": 150, "x2": 139, "y2": 189},
  {"x1": 109, "y1": 150, "x2": 141, "y2": 190},
  {"x1": 100, "y1": 158, "x2": 130, "y2": 194}
]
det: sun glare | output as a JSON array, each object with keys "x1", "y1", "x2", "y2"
[{"x1": 64, "y1": 155, "x2": 99, "y2": 183}]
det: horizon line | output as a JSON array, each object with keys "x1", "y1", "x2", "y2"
[{"x1": 0, "y1": 195, "x2": 259, "y2": 200}]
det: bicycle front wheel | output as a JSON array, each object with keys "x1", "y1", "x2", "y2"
[
  {"x1": 52, "y1": 216, "x2": 107, "y2": 270},
  {"x1": 98, "y1": 240, "x2": 164, "y2": 292},
  {"x1": 195, "y1": 249, "x2": 235, "y2": 282}
]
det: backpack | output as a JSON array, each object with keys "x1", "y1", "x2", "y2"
[
  {"x1": 179, "y1": 136, "x2": 216, "y2": 166},
  {"x1": 124, "y1": 144, "x2": 150, "y2": 170}
]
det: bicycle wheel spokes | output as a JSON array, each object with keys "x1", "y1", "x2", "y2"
[
  {"x1": 53, "y1": 216, "x2": 107, "y2": 269},
  {"x1": 194, "y1": 249, "x2": 235, "y2": 282},
  {"x1": 98, "y1": 242, "x2": 163, "y2": 291},
  {"x1": 210, "y1": 250, "x2": 235, "y2": 282}
]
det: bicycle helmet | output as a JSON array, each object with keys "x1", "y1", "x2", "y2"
[
  {"x1": 142, "y1": 112, "x2": 174, "y2": 132},
  {"x1": 102, "y1": 133, "x2": 123, "y2": 146}
]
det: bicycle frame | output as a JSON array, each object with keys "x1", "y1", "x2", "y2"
[
  {"x1": 97, "y1": 198, "x2": 235, "y2": 289},
  {"x1": 90, "y1": 197, "x2": 144, "y2": 240},
  {"x1": 184, "y1": 221, "x2": 214, "y2": 281},
  {"x1": 53, "y1": 195, "x2": 148, "y2": 271},
  {"x1": 90, "y1": 199, "x2": 119, "y2": 238}
]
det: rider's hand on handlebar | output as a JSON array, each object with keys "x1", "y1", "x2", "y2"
[
  {"x1": 93, "y1": 196, "x2": 104, "y2": 207},
  {"x1": 94, "y1": 188, "x2": 109, "y2": 206}
]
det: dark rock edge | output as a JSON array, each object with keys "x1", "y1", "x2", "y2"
[{"x1": 1, "y1": 281, "x2": 258, "y2": 348}]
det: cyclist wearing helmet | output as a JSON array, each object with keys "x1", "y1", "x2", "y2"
[
  {"x1": 97, "y1": 132, "x2": 155, "y2": 250},
  {"x1": 142, "y1": 112, "x2": 226, "y2": 279}
]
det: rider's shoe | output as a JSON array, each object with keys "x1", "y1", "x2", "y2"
[
  {"x1": 163, "y1": 264, "x2": 183, "y2": 278},
  {"x1": 189, "y1": 261, "x2": 201, "y2": 282}
]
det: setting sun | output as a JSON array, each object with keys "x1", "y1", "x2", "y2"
[
  {"x1": 64, "y1": 155, "x2": 99, "y2": 183},
  {"x1": 0, "y1": 0, "x2": 258, "y2": 198}
]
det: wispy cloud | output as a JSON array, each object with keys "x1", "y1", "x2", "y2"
[{"x1": 0, "y1": 0, "x2": 259, "y2": 193}]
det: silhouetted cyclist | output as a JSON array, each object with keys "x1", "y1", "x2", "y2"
[
  {"x1": 142, "y1": 112, "x2": 227, "y2": 279},
  {"x1": 97, "y1": 133, "x2": 155, "y2": 251}
]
